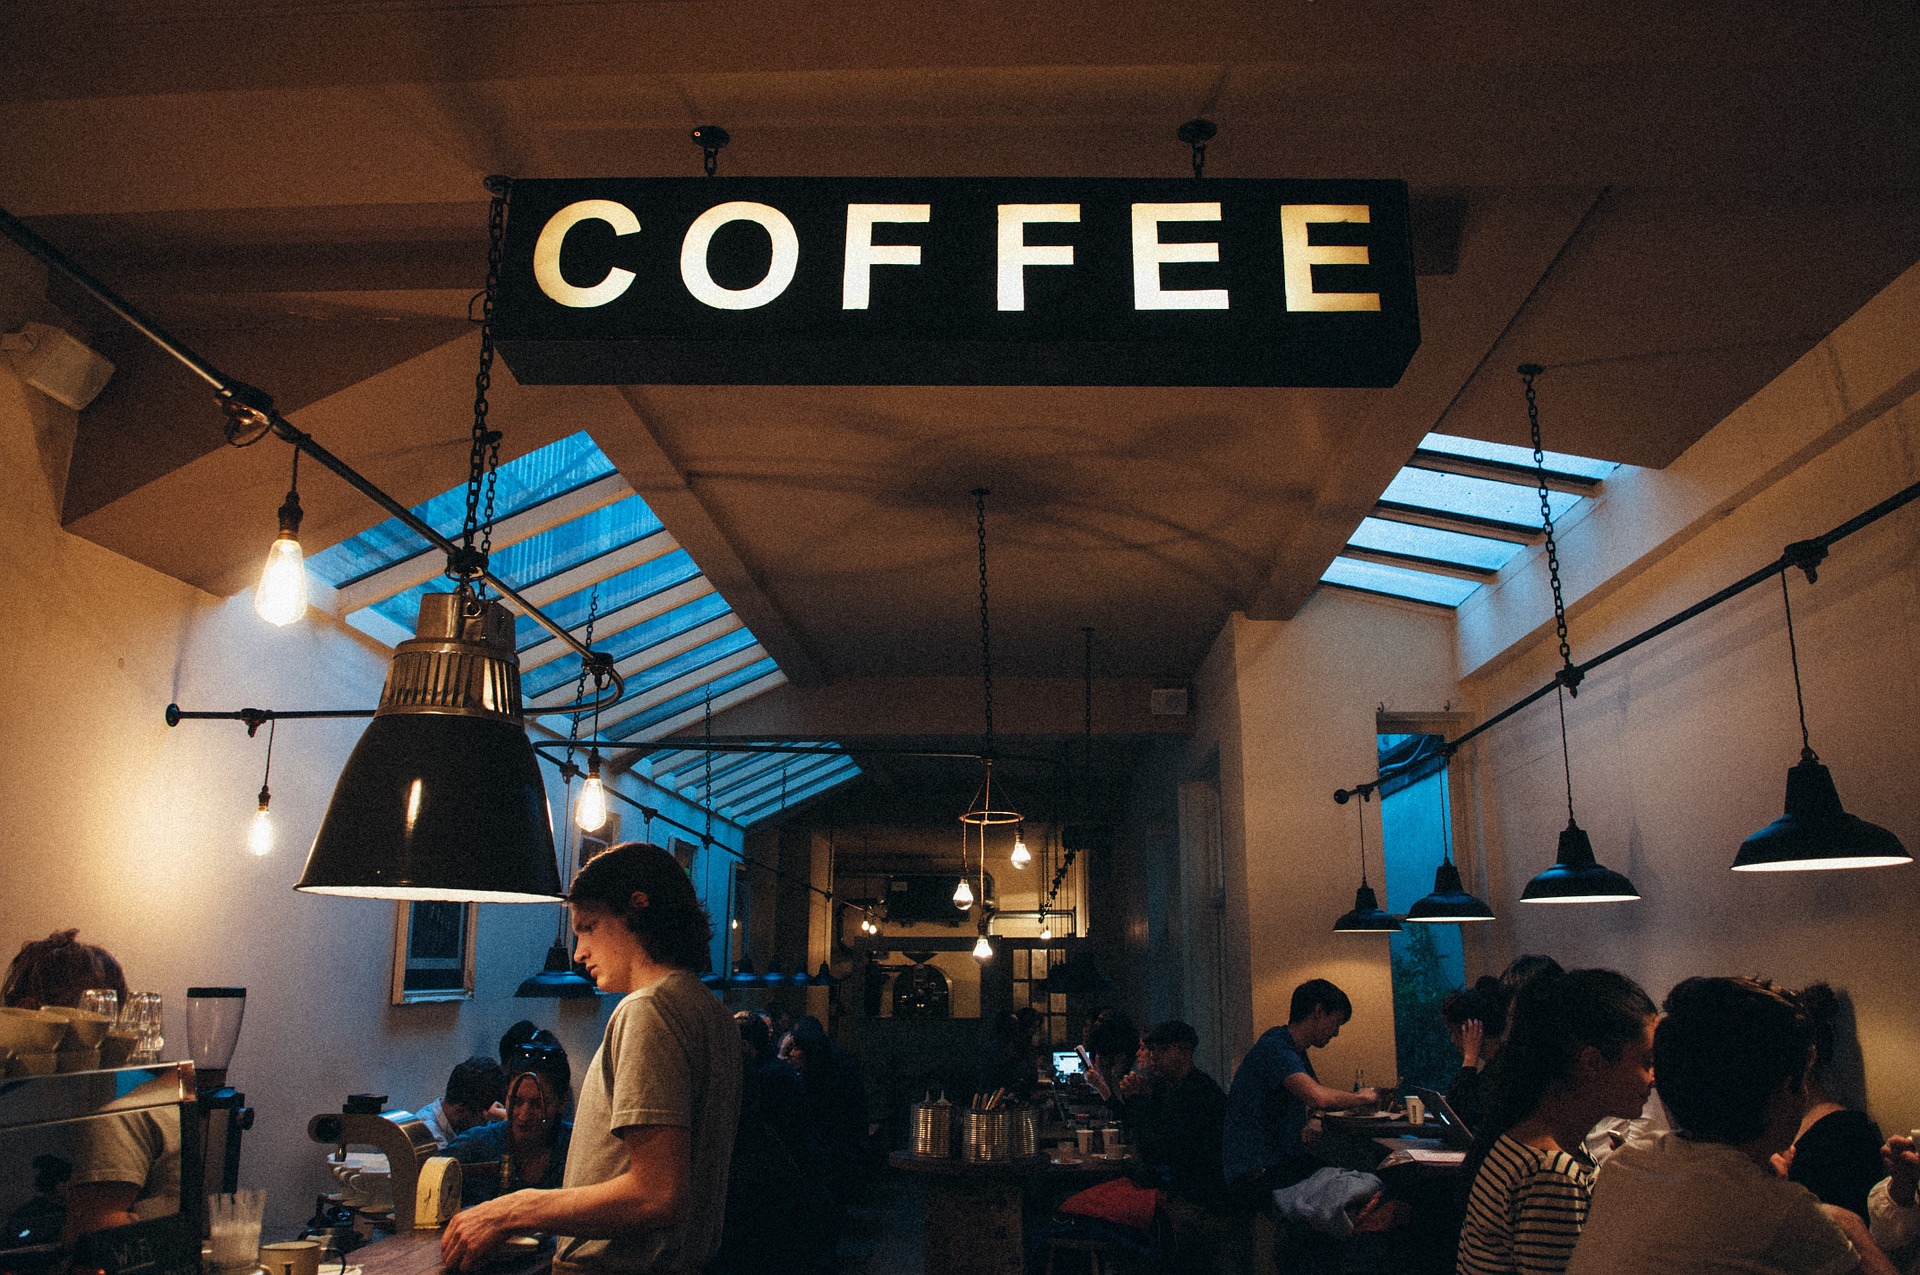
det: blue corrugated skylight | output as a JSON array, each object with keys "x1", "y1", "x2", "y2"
[
  {"x1": 1421, "y1": 432, "x2": 1620, "y2": 481},
  {"x1": 307, "y1": 432, "x2": 617, "y2": 588},
  {"x1": 1322, "y1": 557, "x2": 1482, "y2": 607},
  {"x1": 1347, "y1": 517, "x2": 1526, "y2": 572},
  {"x1": 1320, "y1": 432, "x2": 1623, "y2": 608},
  {"x1": 1380, "y1": 469, "x2": 1581, "y2": 529},
  {"x1": 292, "y1": 429, "x2": 858, "y2": 828}
]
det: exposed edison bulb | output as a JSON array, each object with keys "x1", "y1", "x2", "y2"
[
  {"x1": 247, "y1": 799, "x2": 275, "y2": 857},
  {"x1": 1010, "y1": 830, "x2": 1031, "y2": 870},
  {"x1": 953, "y1": 877, "x2": 974, "y2": 910},
  {"x1": 576, "y1": 756, "x2": 609, "y2": 832},
  {"x1": 254, "y1": 534, "x2": 308, "y2": 626},
  {"x1": 972, "y1": 934, "x2": 993, "y2": 961},
  {"x1": 1039, "y1": 923, "x2": 1053, "y2": 941}
]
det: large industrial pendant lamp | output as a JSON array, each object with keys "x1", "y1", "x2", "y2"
[
  {"x1": 1513, "y1": 366, "x2": 1641, "y2": 905},
  {"x1": 297, "y1": 180, "x2": 561, "y2": 903},
  {"x1": 1734, "y1": 568, "x2": 1911, "y2": 871},
  {"x1": 1332, "y1": 785, "x2": 1399, "y2": 933},
  {"x1": 1404, "y1": 752, "x2": 1495, "y2": 923}
]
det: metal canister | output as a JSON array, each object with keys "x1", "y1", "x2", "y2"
[
  {"x1": 1010, "y1": 1105, "x2": 1037, "y2": 1159},
  {"x1": 910, "y1": 1096, "x2": 952, "y2": 1158},
  {"x1": 961, "y1": 1107, "x2": 1013, "y2": 1163}
]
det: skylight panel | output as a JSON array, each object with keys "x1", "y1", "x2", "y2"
[
  {"x1": 1320, "y1": 557, "x2": 1481, "y2": 607},
  {"x1": 307, "y1": 431, "x2": 617, "y2": 587},
  {"x1": 1420, "y1": 432, "x2": 1620, "y2": 481},
  {"x1": 513, "y1": 550, "x2": 706, "y2": 650},
  {"x1": 1348, "y1": 517, "x2": 1525, "y2": 573},
  {"x1": 601, "y1": 658, "x2": 782, "y2": 741},
  {"x1": 1381, "y1": 468, "x2": 1581, "y2": 528},
  {"x1": 522, "y1": 593, "x2": 734, "y2": 699}
]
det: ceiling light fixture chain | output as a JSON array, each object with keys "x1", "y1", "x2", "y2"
[
  {"x1": 1521, "y1": 364, "x2": 1580, "y2": 695},
  {"x1": 454, "y1": 176, "x2": 512, "y2": 600},
  {"x1": 692, "y1": 125, "x2": 730, "y2": 177},
  {"x1": 974, "y1": 487, "x2": 995, "y2": 752},
  {"x1": 1177, "y1": 118, "x2": 1216, "y2": 179}
]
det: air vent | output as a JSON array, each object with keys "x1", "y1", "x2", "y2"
[{"x1": 1149, "y1": 687, "x2": 1189, "y2": 716}]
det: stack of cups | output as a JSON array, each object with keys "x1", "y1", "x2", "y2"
[{"x1": 208, "y1": 1189, "x2": 266, "y2": 1274}]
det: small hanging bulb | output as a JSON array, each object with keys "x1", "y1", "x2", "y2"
[
  {"x1": 247, "y1": 786, "x2": 274, "y2": 857},
  {"x1": 953, "y1": 877, "x2": 974, "y2": 910},
  {"x1": 972, "y1": 933, "x2": 993, "y2": 961},
  {"x1": 1039, "y1": 918, "x2": 1053, "y2": 941},
  {"x1": 576, "y1": 752, "x2": 609, "y2": 832},
  {"x1": 1010, "y1": 826, "x2": 1031, "y2": 870},
  {"x1": 254, "y1": 461, "x2": 308, "y2": 626}
]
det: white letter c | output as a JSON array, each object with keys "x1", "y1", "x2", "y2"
[{"x1": 532, "y1": 200, "x2": 641, "y2": 308}]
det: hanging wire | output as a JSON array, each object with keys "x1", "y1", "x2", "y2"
[
  {"x1": 974, "y1": 488, "x2": 995, "y2": 751},
  {"x1": 1354, "y1": 787, "x2": 1371, "y2": 886},
  {"x1": 1553, "y1": 685, "x2": 1578, "y2": 822},
  {"x1": 257, "y1": 718, "x2": 276, "y2": 809},
  {"x1": 1780, "y1": 570, "x2": 1815, "y2": 757}
]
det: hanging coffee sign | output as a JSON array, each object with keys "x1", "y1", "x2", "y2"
[{"x1": 492, "y1": 177, "x2": 1418, "y2": 387}]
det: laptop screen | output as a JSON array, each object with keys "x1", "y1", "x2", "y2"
[{"x1": 1051, "y1": 1049, "x2": 1085, "y2": 1077}]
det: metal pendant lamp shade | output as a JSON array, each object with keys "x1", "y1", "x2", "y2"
[
  {"x1": 1334, "y1": 882, "x2": 1401, "y2": 932},
  {"x1": 297, "y1": 591, "x2": 563, "y2": 901},
  {"x1": 1734, "y1": 750, "x2": 1911, "y2": 871},
  {"x1": 1522, "y1": 820, "x2": 1643, "y2": 902},
  {"x1": 1404, "y1": 861, "x2": 1496, "y2": 923},
  {"x1": 516, "y1": 943, "x2": 598, "y2": 998}
]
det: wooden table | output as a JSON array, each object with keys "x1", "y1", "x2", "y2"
[
  {"x1": 349, "y1": 1227, "x2": 551, "y2": 1275},
  {"x1": 890, "y1": 1150, "x2": 1136, "y2": 1275}
]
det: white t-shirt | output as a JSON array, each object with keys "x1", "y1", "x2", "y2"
[
  {"x1": 1565, "y1": 1132, "x2": 1858, "y2": 1275},
  {"x1": 554, "y1": 969, "x2": 741, "y2": 1274}
]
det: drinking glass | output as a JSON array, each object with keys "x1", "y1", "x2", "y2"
[
  {"x1": 78, "y1": 988, "x2": 120, "y2": 1021},
  {"x1": 122, "y1": 992, "x2": 164, "y2": 1064}
]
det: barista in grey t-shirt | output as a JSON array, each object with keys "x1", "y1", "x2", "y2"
[{"x1": 443, "y1": 844, "x2": 741, "y2": 1275}]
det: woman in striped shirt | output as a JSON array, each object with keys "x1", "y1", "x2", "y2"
[{"x1": 1456, "y1": 968, "x2": 1657, "y2": 1275}]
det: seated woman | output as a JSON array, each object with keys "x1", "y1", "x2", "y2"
[
  {"x1": 1443, "y1": 976, "x2": 1507, "y2": 1134},
  {"x1": 1456, "y1": 968, "x2": 1657, "y2": 1275},
  {"x1": 1780, "y1": 983, "x2": 1884, "y2": 1221},
  {"x1": 447, "y1": 1048, "x2": 573, "y2": 1207}
]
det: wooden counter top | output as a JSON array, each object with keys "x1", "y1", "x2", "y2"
[{"x1": 350, "y1": 1228, "x2": 550, "y2": 1275}]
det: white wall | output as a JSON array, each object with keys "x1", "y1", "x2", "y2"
[
  {"x1": 1463, "y1": 270, "x2": 1920, "y2": 1130},
  {"x1": 1205, "y1": 591, "x2": 1460, "y2": 1085},
  {"x1": 0, "y1": 260, "x2": 739, "y2": 1240}
]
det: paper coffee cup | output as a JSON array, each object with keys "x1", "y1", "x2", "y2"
[{"x1": 1075, "y1": 1128, "x2": 1093, "y2": 1156}]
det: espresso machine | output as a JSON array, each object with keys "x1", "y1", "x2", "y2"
[{"x1": 305, "y1": 1096, "x2": 446, "y2": 1233}]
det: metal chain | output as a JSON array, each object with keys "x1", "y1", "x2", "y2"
[
  {"x1": 457, "y1": 179, "x2": 509, "y2": 599},
  {"x1": 1522, "y1": 365, "x2": 1577, "y2": 685},
  {"x1": 565, "y1": 590, "x2": 602, "y2": 769},
  {"x1": 974, "y1": 488, "x2": 994, "y2": 750}
]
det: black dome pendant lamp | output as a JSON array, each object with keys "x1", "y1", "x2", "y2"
[
  {"x1": 297, "y1": 177, "x2": 561, "y2": 904},
  {"x1": 1405, "y1": 752, "x2": 1495, "y2": 923},
  {"x1": 1332, "y1": 784, "x2": 1399, "y2": 933},
  {"x1": 1513, "y1": 366, "x2": 1640, "y2": 905},
  {"x1": 1734, "y1": 566, "x2": 1910, "y2": 872}
]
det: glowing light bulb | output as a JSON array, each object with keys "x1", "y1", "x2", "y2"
[
  {"x1": 254, "y1": 534, "x2": 308, "y2": 626},
  {"x1": 731, "y1": 919, "x2": 740, "y2": 930},
  {"x1": 972, "y1": 934, "x2": 993, "y2": 960},
  {"x1": 1010, "y1": 831, "x2": 1031, "y2": 869},
  {"x1": 1039, "y1": 924, "x2": 1053, "y2": 941},
  {"x1": 576, "y1": 756, "x2": 608, "y2": 831},
  {"x1": 953, "y1": 877, "x2": 974, "y2": 910},
  {"x1": 247, "y1": 799, "x2": 274, "y2": 857}
]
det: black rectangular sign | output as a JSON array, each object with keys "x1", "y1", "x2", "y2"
[{"x1": 492, "y1": 177, "x2": 1418, "y2": 387}]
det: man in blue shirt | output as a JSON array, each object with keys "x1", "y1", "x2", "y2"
[{"x1": 1221, "y1": 979, "x2": 1381, "y2": 1204}]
